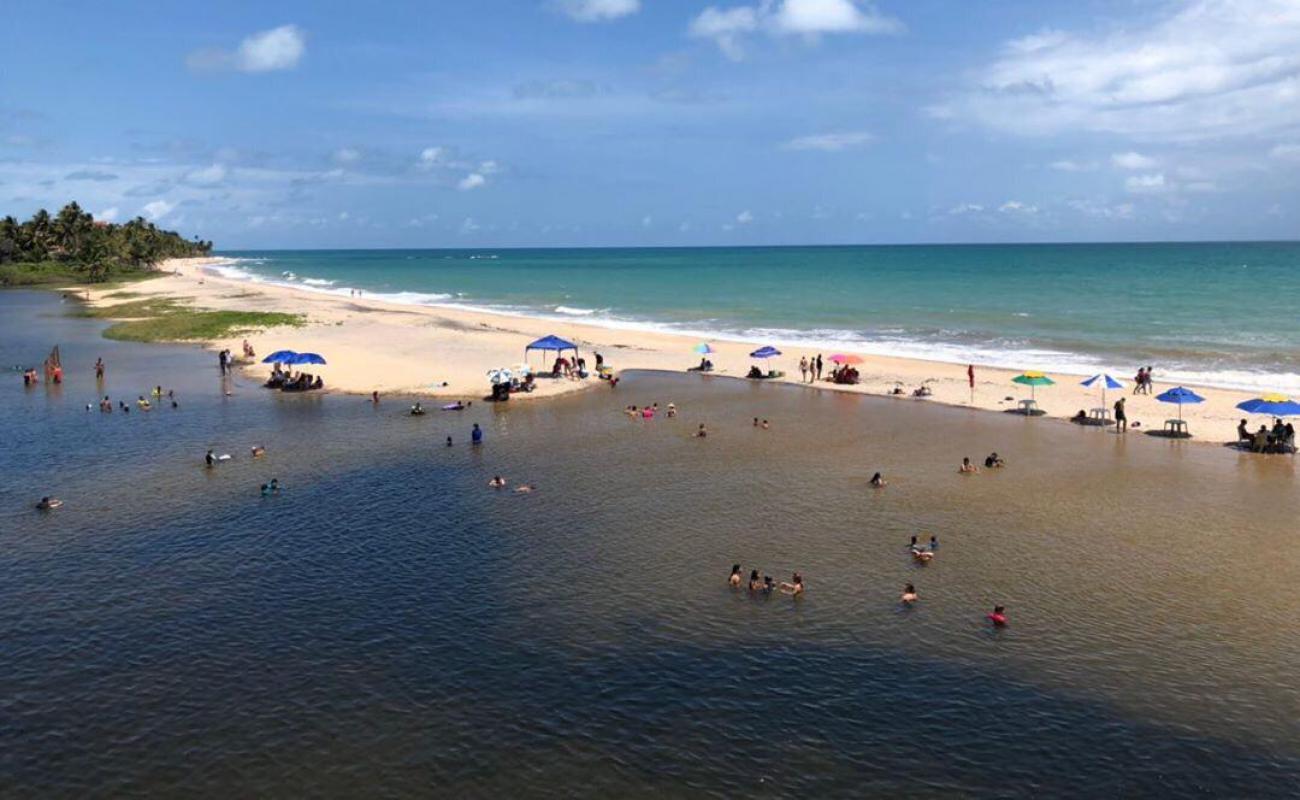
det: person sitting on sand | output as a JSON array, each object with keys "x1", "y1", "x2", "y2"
[
  {"x1": 36, "y1": 496, "x2": 63, "y2": 510},
  {"x1": 984, "y1": 452, "x2": 1005, "y2": 468},
  {"x1": 870, "y1": 472, "x2": 886, "y2": 487},
  {"x1": 779, "y1": 572, "x2": 805, "y2": 596},
  {"x1": 410, "y1": 402, "x2": 426, "y2": 416},
  {"x1": 901, "y1": 583, "x2": 918, "y2": 603},
  {"x1": 488, "y1": 476, "x2": 507, "y2": 488},
  {"x1": 251, "y1": 445, "x2": 266, "y2": 458},
  {"x1": 694, "y1": 423, "x2": 708, "y2": 438},
  {"x1": 747, "y1": 569, "x2": 762, "y2": 591},
  {"x1": 729, "y1": 565, "x2": 743, "y2": 587},
  {"x1": 959, "y1": 457, "x2": 979, "y2": 474},
  {"x1": 1237, "y1": 419, "x2": 1251, "y2": 443},
  {"x1": 988, "y1": 605, "x2": 1008, "y2": 627},
  {"x1": 912, "y1": 385, "x2": 932, "y2": 397},
  {"x1": 1072, "y1": 409, "x2": 1088, "y2": 423}
]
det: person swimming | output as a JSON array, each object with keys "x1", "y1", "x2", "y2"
[
  {"x1": 984, "y1": 452, "x2": 1005, "y2": 468},
  {"x1": 988, "y1": 605, "x2": 1008, "y2": 627},
  {"x1": 762, "y1": 576, "x2": 775, "y2": 594},
  {"x1": 694, "y1": 423, "x2": 708, "y2": 438},
  {"x1": 779, "y1": 572, "x2": 804, "y2": 596},
  {"x1": 666, "y1": 403, "x2": 677, "y2": 417},
  {"x1": 445, "y1": 436, "x2": 453, "y2": 447},
  {"x1": 959, "y1": 457, "x2": 979, "y2": 473},
  {"x1": 36, "y1": 496, "x2": 63, "y2": 510},
  {"x1": 729, "y1": 564, "x2": 743, "y2": 587},
  {"x1": 514, "y1": 484, "x2": 536, "y2": 494},
  {"x1": 910, "y1": 535, "x2": 918, "y2": 548},
  {"x1": 870, "y1": 472, "x2": 886, "y2": 487},
  {"x1": 753, "y1": 417, "x2": 759, "y2": 427},
  {"x1": 410, "y1": 402, "x2": 426, "y2": 416},
  {"x1": 747, "y1": 569, "x2": 761, "y2": 591},
  {"x1": 761, "y1": 419, "x2": 770, "y2": 430},
  {"x1": 137, "y1": 395, "x2": 151, "y2": 410},
  {"x1": 929, "y1": 535, "x2": 938, "y2": 549},
  {"x1": 488, "y1": 475, "x2": 507, "y2": 488},
  {"x1": 901, "y1": 583, "x2": 918, "y2": 603},
  {"x1": 251, "y1": 445, "x2": 266, "y2": 458},
  {"x1": 911, "y1": 547, "x2": 933, "y2": 563}
]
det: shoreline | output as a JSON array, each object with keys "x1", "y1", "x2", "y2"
[{"x1": 73, "y1": 256, "x2": 1287, "y2": 446}]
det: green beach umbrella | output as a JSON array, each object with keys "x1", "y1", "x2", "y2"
[{"x1": 1011, "y1": 370, "x2": 1055, "y2": 402}]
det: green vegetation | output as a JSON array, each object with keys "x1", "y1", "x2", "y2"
[
  {"x1": 76, "y1": 296, "x2": 304, "y2": 342},
  {"x1": 0, "y1": 202, "x2": 212, "y2": 286}
]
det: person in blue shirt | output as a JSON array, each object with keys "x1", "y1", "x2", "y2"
[{"x1": 471, "y1": 423, "x2": 483, "y2": 445}]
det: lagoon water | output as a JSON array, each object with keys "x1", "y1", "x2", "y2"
[
  {"x1": 2, "y1": 290, "x2": 1299, "y2": 797},
  {"x1": 216, "y1": 243, "x2": 1300, "y2": 392}
]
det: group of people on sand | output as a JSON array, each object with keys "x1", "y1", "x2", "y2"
[
  {"x1": 552, "y1": 355, "x2": 588, "y2": 380},
  {"x1": 798, "y1": 355, "x2": 824, "y2": 383},
  {"x1": 1237, "y1": 418, "x2": 1297, "y2": 453},
  {"x1": 1132, "y1": 366, "x2": 1156, "y2": 394},
  {"x1": 265, "y1": 366, "x2": 323, "y2": 392},
  {"x1": 959, "y1": 452, "x2": 1005, "y2": 473},
  {"x1": 729, "y1": 565, "x2": 804, "y2": 596}
]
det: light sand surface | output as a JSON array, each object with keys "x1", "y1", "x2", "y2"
[{"x1": 79, "y1": 257, "x2": 1289, "y2": 445}]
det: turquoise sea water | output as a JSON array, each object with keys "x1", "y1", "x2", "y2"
[{"x1": 215, "y1": 243, "x2": 1300, "y2": 392}]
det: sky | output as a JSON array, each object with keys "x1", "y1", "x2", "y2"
[{"x1": 2, "y1": 0, "x2": 1300, "y2": 248}]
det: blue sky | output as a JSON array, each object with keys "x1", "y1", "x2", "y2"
[{"x1": 2, "y1": 0, "x2": 1299, "y2": 247}]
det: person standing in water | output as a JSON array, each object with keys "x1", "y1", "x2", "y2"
[
  {"x1": 729, "y1": 565, "x2": 742, "y2": 587},
  {"x1": 471, "y1": 423, "x2": 483, "y2": 445},
  {"x1": 1114, "y1": 397, "x2": 1128, "y2": 433},
  {"x1": 94, "y1": 358, "x2": 104, "y2": 381}
]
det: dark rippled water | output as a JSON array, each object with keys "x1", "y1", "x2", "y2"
[{"x1": 2, "y1": 290, "x2": 1298, "y2": 798}]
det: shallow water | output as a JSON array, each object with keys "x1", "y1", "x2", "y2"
[{"x1": 2, "y1": 291, "x2": 1298, "y2": 797}]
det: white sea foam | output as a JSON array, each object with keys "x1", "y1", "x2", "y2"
[
  {"x1": 554, "y1": 305, "x2": 603, "y2": 316},
  {"x1": 302, "y1": 278, "x2": 336, "y2": 287}
]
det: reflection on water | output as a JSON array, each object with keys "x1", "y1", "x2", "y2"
[{"x1": 1, "y1": 291, "x2": 1298, "y2": 797}]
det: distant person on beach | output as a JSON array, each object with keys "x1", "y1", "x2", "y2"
[
  {"x1": 870, "y1": 472, "x2": 886, "y2": 487},
  {"x1": 815, "y1": 354, "x2": 823, "y2": 381},
  {"x1": 1114, "y1": 398, "x2": 1128, "y2": 432},
  {"x1": 729, "y1": 565, "x2": 742, "y2": 587},
  {"x1": 1133, "y1": 368, "x2": 1145, "y2": 395},
  {"x1": 372, "y1": 391, "x2": 380, "y2": 404},
  {"x1": 901, "y1": 583, "x2": 918, "y2": 603},
  {"x1": 748, "y1": 569, "x2": 762, "y2": 591},
  {"x1": 471, "y1": 423, "x2": 483, "y2": 445},
  {"x1": 959, "y1": 457, "x2": 978, "y2": 473},
  {"x1": 780, "y1": 572, "x2": 804, "y2": 596},
  {"x1": 799, "y1": 356, "x2": 809, "y2": 382},
  {"x1": 1237, "y1": 419, "x2": 1251, "y2": 443}
]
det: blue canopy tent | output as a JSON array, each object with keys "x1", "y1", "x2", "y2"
[
  {"x1": 525, "y1": 335, "x2": 580, "y2": 371},
  {"x1": 750, "y1": 346, "x2": 781, "y2": 359}
]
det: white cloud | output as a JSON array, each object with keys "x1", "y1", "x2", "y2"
[
  {"x1": 998, "y1": 200, "x2": 1038, "y2": 214},
  {"x1": 460, "y1": 217, "x2": 480, "y2": 234},
  {"x1": 1049, "y1": 159, "x2": 1097, "y2": 172},
  {"x1": 338, "y1": 211, "x2": 350, "y2": 221},
  {"x1": 641, "y1": 215, "x2": 653, "y2": 228},
  {"x1": 95, "y1": 207, "x2": 119, "y2": 223},
  {"x1": 187, "y1": 25, "x2": 306, "y2": 73},
  {"x1": 940, "y1": 1, "x2": 1300, "y2": 141},
  {"x1": 141, "y1": 200, "x2": 175, "y2": 221},
  {"x1": 332, "y1": 147, "x2": 360, "y2": 164},
  {"x1": 689, "y1": 0, "x2": 900, "y2": 60},
  {"x1": 948, "y1": 203, "x2": 984, "y2": 215},
  {"x1": 1070, "y1": 200, "x2": 1135, "y2": 220},
  {"x1": 554, "y1": 0, "x2": 640, "y2": 23},
  {"x1": 1271, "y1": 143, "x2": 1300, "y2": 161},
  {"x1": 236, "y1": 25, "x2": 306, "y2": 72},
  {"x1": 1125, "y1": 173, "x2": 1168, "y2": 193},
  {"x1": 186, "y1": 163, "x2": 227, "y2": 185},
  {"x1": 782, "y1": 131, "x2": 874, "y2": 151},
  {"x1": 478, "y1": 159, "x2": 500, "y2": 174},
  {"x1": 457, "y1": 173, "x2": 486, "y2": 191},
  {"x1": 1111, "y1": 152, "x2": 1158, "y2": 170},
  {"x1": 736, "y1": 209, "x2": 754, "y2": 224},
  {"x1": 416, "y1": 147, "x2": 444, "y2": 170}
]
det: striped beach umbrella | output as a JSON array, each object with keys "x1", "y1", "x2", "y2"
[{"x1": 1081, "y1": 373, "x2": 1124, "y2": 408}]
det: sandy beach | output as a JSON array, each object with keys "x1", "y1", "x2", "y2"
[{"x1": 77, "y1": 256, "x2": 1285, "y2": 444}]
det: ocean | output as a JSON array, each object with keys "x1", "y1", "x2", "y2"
[
  {"x1": 2, "y1": 290, "x2": 1299, "y2": 796},
  {"x1": 212, "y1": 242, "x2": 1300, "y2": 393}
]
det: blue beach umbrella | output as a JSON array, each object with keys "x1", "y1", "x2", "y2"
[
  {"x1": 694, "y1": 343, "x2": 714, "y2": 354},
  {"x1": 1081, "y1": 373, "x2": 1124, "y2": 408},
  {"x1": 262, "y1": 350, "x2": 298, "y2": 364},
  {"x1": 1236, "y1": 394, "x2": 1300, "y2": 417},
  {"x1": 1156, "y1": 386, "x2": 1204, "y2": 421},
  {"x1": 750, "y1": 346, "x2": 781, "y2": 359},
  {"x1": 286, "y1": 352, "x2": 327, "y2": 366}
]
